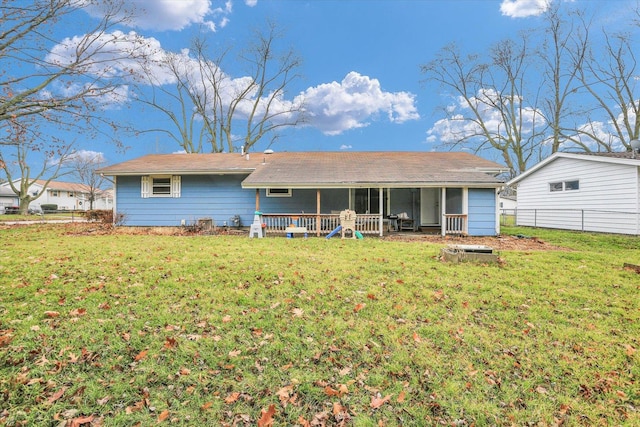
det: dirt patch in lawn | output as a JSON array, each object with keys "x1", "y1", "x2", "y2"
[{"x1": 383, "y1": 233, "x2": 568, "y2": 251}]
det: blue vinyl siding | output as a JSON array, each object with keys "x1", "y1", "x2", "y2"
[
  {"x1": 467, "y1": 188, "x2": 497, "y2": 236},
  {"x1": 116, "y1": 175, "x2": 257, "y2": 226}
]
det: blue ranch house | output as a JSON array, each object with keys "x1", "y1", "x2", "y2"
[{"x1": 98, "y1": 151, "x2": 508, "y2": 236}]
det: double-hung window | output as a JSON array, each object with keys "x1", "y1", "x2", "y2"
[{"x1": 141, "y1": 175, "x2": 181, "y2": 198}]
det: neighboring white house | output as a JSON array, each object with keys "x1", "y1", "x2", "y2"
[
  {"x1": 0, "y1": 180, "x2": 113, "y2": 212},
  {"x1": 498, "y1": 192, "x2": 517, "y2": 213},
  {"x1": 507, "y1": 151, "x2": 640, "y2": 235}
]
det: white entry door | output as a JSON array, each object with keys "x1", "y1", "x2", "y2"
[{"x1": 420, "y1": 188, "x2": 441, "y2": 225}]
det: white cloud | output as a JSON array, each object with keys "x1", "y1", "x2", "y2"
[
  {"x1": 340, "y1": 144, "x2": 352, "y2": 150},
  {"x1": 297, "y1": 72, "x2": 419, "y2": 135},
  {"x1": 245, "y1": 0, "x2": 258, "y2": 7},
  {"x1": 47, "y1": 31, "x2": 170, "y2": 81},
  {"x1": 68, "y1": 150, "x2": 106, "y2": 163},
  {"x1": 500, "y1": 0, "x2": 550, "y2": 18},
  {"x1": 426, "y1": 88, "x2": 544, "y2": 145},
  {"x1": 48, "y1": 33, "x2": 419, "y2": 135},
  {"x1": 82, "y1": 0, "x2": 222, "y2": 31}
]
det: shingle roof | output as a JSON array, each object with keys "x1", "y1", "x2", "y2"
[
  {"x1": 34, "y1": 180, "x2": 94, "y2": 193},
  {"x1": 98, "y1": 153, "x2": 264, "y2": 175},
  {"x1": 243, "y1": 152, "x2": 507, "y2": 188},
  {"x1": 98, "y1": 152, "x2": 508, "y2": 187}
]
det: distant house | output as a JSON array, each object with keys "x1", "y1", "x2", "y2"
[
  {"x1": 0, "y1": 180, "x2": 113, "y2": 212},
  {"x1": 98, "y1": 151, "x2": 509, "y2": 236},
  {"x1": 507, "y1": 152, "x2": 640, "y2": 235},
  {"x1": 498, "y1": 192, "x2": 517, "y2": 213},
  {"x1": 0, "y1": 185, "x2": 19, "y2": 212}
]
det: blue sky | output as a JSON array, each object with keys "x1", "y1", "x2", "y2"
[{"x1": 7, "y1": 0, "x2": 640, "y2": 172}]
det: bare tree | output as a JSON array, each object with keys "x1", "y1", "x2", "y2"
[
  {"x1": 135, "y1": 22, "x2": 305, "y2": 153},
  {"x1": 0, "y1": 0, "x2": 146, "y2": 145},
  {"x1": 0, "y1": 0, "x2": 152, "y2": 210},
  {"x1": 421, "y1": 36, "x2": 546, "y2": 176},
  {"x1": 68, "y1": 150, "x2": 107, "y2": 210},
  {"x1": 421, "y1": 4, "x2": 602, "y2": 176},
  {"x1": 0, "y1": 117, "x2": 74, "y2": 214},
  {"x1": 536, "y1": 5, "x2": 589, "y2": 154},
  {"x1": 571, "y1": 30, "x2": 640, "y2": 151}
]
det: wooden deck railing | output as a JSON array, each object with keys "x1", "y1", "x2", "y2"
[
  {"x1": 443, "y1": 214, "x2": 467, "y2": 235},
  {"x1": 262, "y1": 213, "x2": 468, "y2": 236},
  {"x1": 261, "y1": 213, "x2": 382, "y2": 236}
]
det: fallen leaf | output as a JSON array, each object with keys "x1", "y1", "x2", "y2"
[
  {"x1": 134, "y1": 350, "x2": 148, "y2": 362},
  {"x1": 624, "y1": 344, "x2": 637, "y2": 356},
  {"x1": 44, "y1": 311, "x2": 60, "y2": 318},
  {"x1": 353, "y1": 303, "x2": 365, "y2": 313},
  {"x1": 338, "y1": 367, "x2": 351, "y2": 376},
  {"x1": 370, "y1": 394, "x2": 391, "y2": 409},
  {"x1": 47, "y1": 387, "x2": 67, "y2": 405},
  {"x1": 397, "y1": 390, "x2": 406, "y2": 403},
  {"x1": 125, "y1": 400, "x2": 145, "y2": 414},
  {"x1": 225, "y1": 392, "x2": 240, "y2": 404},
  {"x1": 201, "y1": 401, "x2": 213, "y2": 410},
  {"x1": 228, "y1": 349, "x2": 241, "y2": 357},
  {"x1": 222, "y1": 315, "x2": 232, "y2": 323},
  {"x1": 97, "y1": 396, "x2": 111, "y2": 405},
  {"x1": 157, "y1": 410, "x2": 170, "y2": 422},
  {"x1": 69, "y1": 308, "x2": 86, "y2": 316},
  {"x1": 324, "y1": 384, "x2": 348, "y2": 397},
  {"x1": 276, "y1": 385, "x2": 294, "y2": 408},
  {"x1": 257, "y1": 404, "x2": 276, "y2": 427},
  {"x1": 70, "y1": 415, "x2": 94, "y2": 427},
  {"x1": 292, "y1": 308, "x2": 304, "y2": 317}
]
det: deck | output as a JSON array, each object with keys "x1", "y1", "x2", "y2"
[{"x1": 260, "y1": 213, "x2": 468, "y2": 237}]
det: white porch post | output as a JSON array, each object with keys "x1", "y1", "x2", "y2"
[
  {"x1": 440, "y1": 187, "x2": 446, "y2": 236},
  {"x1": 379, "y1": 187, "x2": 384, "y2": 236},
  {"x1": 495, "y1": 187, "x2": 501, "y2": 235},
  {"x1": 463, "y1": 187, "x2": 469, "y2": 235},
  {"x1": 317, "y1": 189, "x2": 321, "y2": 237}
]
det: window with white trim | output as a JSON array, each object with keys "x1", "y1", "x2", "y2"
[
  {"x1": 549, "y1": 180, "x2": 579, "y2": 192},
  {"x1": 141, "y1": 175, "x2": 181, "y2": 198},
  {"x1": 266, "y1": 188, "x2": 292, "y2": 197},
  {"x1": 564, "y1": 180, "x2": 579, "y2": 191}
]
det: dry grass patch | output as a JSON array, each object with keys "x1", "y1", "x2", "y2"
[{"x1": 0, "y1": 223, "x2": 638, "y2": 426}]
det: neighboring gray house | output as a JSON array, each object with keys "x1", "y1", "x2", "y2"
[
  {"x1": 507, "y1": 151, "x2": 640, "y2": 235},
  {"x1": 98, "y1": 151, "x2": 509, "y2": 236}
]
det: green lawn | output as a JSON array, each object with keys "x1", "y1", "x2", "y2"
[{"x1": 0, "y1": 224, "x2": 638, "y2": 426}]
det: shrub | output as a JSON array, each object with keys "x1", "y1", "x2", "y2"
[
  {"x1": 86, "y1": 209, "x2": 113, "y2": 224},
  {"x1": 41, "y1": 204, "x2": 57, "y2": 212}
]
